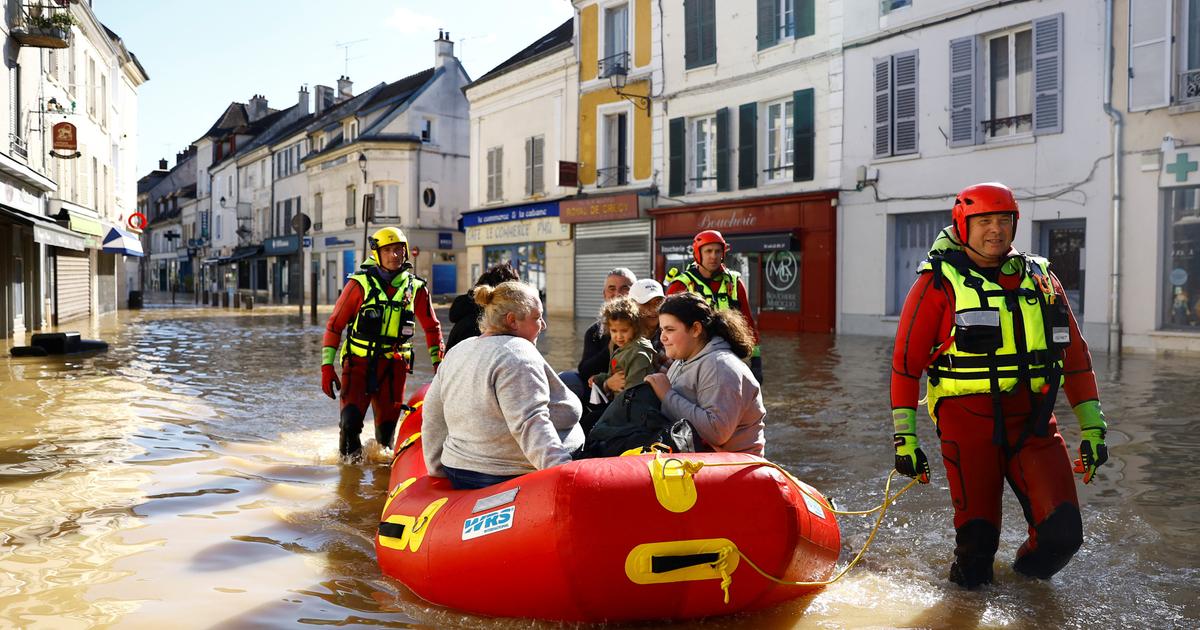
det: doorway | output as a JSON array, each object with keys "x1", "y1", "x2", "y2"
[{"x1": 1037, "y1": 219, "x2": 1085, "y2": 317}]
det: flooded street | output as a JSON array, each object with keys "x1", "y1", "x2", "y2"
[{"x1": 1, "y1": 301, "x2": 1197, "y2": 629}]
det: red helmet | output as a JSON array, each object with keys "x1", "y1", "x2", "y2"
[
  {"x1": 692, "y1": 230, "x2": 729, "y2": 265},
  {"x1": 952, "y1": 182, "x2": 1019, "y2": 242}
]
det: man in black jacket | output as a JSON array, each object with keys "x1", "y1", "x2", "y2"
[{"x1": 559, "y1": 268, "x2": 635, "y2": 401}]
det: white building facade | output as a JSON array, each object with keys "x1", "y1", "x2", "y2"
[{"x1": 838, "y1": 0, "x2": 1114, "y2": 348}]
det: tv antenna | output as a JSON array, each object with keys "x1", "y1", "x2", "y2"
[{"x1": 335, "y1": 38, "x2": 368, "y2": 75}]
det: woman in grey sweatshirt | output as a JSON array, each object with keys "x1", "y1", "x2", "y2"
[
  {"x1": 645, "y1": 293, "x2": 765, "y2": 455},
  {"x1": 423, "y1": 281, "x2": 584, "y2": 489}
]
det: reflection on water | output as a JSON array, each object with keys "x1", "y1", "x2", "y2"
[{"x1": 0, "y1": 304, "x2": 1197, "y2": 628}]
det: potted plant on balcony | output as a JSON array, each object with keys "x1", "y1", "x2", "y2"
[{"x1": 13, "y1": 11, "x2": 77, "y2": 49}]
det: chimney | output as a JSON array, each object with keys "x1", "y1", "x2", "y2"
[
  {"x1": 314, "y1": 85, "x2": 334, "y2": 115},
  {"x1": 248, "y1": 94, "x2": 269, "y2": 121},
  {"x1": 336, "y1": 76, "x2": 353, "y2": 102},
  {"x1": 298, "y1": 85, "x2": 310, "y2": 116},
  {"x1": 434, "y1": 30, "x2": 454, "y2": 70},
  {"x1": 158, "y1": 158, "x2": 168, "y2": 170}
]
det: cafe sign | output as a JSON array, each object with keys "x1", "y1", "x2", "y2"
[
  {"x1": 466, "y1": 216, "x2": 571, "y2": 246},
  {"x1": 51, "y1": 122, "x2": 81, "y2": 158},
  {"x1": 559, "y1": 193, "x2": 640, "y2": 224}
]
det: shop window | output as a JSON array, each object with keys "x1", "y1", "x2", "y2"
[
  {"x1": 891, "y1": 211, "x2": 951, "y2": 315},
  {"x1": 485, "y1": 242, "x2": 547, "y2": 296},
  {"x1": 1165, "y1": 186, "x2": 1200, "y2": 328}
]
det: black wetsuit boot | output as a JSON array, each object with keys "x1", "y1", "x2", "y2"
[{"x1": 339, "y1": 406, "x2": 365, "y2": 460}]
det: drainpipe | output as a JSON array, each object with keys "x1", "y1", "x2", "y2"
[{"x1": 1103, "y1": 0, "x2": 1124, "y2": 355}]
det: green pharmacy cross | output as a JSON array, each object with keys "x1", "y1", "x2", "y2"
[{"x1": 1166, "y1": 152, "x2": 1199, "y2": 183}]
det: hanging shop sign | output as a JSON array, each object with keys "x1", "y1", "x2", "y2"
[{"x1": 50, "y1": 122, "x2": 81, "y2": 159}]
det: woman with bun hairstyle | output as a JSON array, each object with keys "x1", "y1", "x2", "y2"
[
  {"x1": 644, "y1": 292, "x2": 765, "y2": 455},
  {"x1": 422, "y1": 281, "x2": 584, "y2": 489}
]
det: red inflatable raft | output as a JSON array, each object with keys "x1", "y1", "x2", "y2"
[{"x1": 376, "y1": 385, "x2": 841, "y2": 622}]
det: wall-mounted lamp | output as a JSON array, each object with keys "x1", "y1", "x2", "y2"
[
  {"x1": 358, "y1": 152, "x2": 368, "y2": 183},
  {"x1": 219, "y1": 196, "x2": 227, "y2": 207},
  {"x1": 605, "y1": 61, "x2": 650, "y2": 113}
]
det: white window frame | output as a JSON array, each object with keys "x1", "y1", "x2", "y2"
[
  {"x1": 601, "y1": 1, "x2": 632, "y2": 66},
  {"x1": 764, "y1": 98, "x2": 793, "y2": 183},
  {"x1": 690, "y1": 114, "x2": 717, "y2": 193},
  {"x1": 1181, "y1": 0, "x2": 1200, "y2": 103},
  {"x1": 882, "y1": 0, "x2": 912, "y2": 14},
  {"x1": 596, "y1": 101, "x2": 633, "y2": 187},
  {"x1": 777, "y1": 0, "x2": 795, "y2": 40},
  {"x1": 983, "y1": 25, "x2": 1034, "y2": 140}
]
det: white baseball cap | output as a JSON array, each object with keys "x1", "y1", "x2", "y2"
[{"x1": 629, "y1": 278, "x2": 665, "y2": 304}]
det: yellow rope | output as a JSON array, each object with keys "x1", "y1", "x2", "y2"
[{"x1": 662, "y1": 455, "x2": 920, "y2": 588}]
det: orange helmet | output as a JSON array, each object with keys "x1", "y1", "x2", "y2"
[
  {"x1": 952, "y1": 183, "x2": 1019, "y2": 242},
  {"x1": 692, "y1": 230, "x2": 729, "y2": 266}
]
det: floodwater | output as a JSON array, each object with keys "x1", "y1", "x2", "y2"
[{"x1": 0, "y1": 299, "x2": 1196, "y2": 629}]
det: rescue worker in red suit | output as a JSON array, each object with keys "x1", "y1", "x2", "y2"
[
  {"x1": 890, "y1": 183, "x2": 1109, "y2": 588},
  {"x1": 665, "y1": 230, "x2": 763, "y2": 383},
  {"x1": 321, "y1": 227, "x2": 443, "y2": 460}
]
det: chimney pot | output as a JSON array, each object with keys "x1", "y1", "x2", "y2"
[{"x1": 158, "y1": 158, "x2": 168, "y2": 170}]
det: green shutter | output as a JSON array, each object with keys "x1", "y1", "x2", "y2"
[
  {"x1": 716, "y1": 107, "x2": 731, "y2": 192},
  {"x1": 793, "y1": 88, "x2": 814, "y2": 182},
  {"x1": 700, "y1": 0, "x2": 717, "y2": 65},
  {"x1": 738, "y1": 102, "x2": 757, "y2": 190},
  {"x1": 756, "y1": 0, "x2": 777, "y2": 51},
  {"x1": 797, "y1": 0, "x2": 815, "y2": 38},
  {"x1": 684, "y1": 0, "x2": 700, "y2": 69},
  {"x1": 669, "y1": 117, "x2": 686, "y2": 196}
]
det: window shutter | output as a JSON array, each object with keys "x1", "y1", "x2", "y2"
[
  {"x1": 738, "y1": 102, "x2": 758, "y2": 189},
  {"x1": 684, "y1": 0, "x2": 699, "y2": 69},
  {"x1": 700, "y1": 0, "x2": 717, "y2": 66},
  {"x1": 486, "y1": 149, "x2": 494, "y2": 200},
  {"x1": 1032, "y1": 13, "x2": 1064, "y2": 135},
  {"x1": 948, "y1": 36, "x2": 979, "y2": 147},
  {"x1": 533, "y1": 137, "x2": 544, "y2": 194},
  {"x1": 525, "y1": 137, "x2": 533, "y2": 195},
  {"x1": 873, "y1": 56, "x2": 892, "y2": 158},
  {"x1": 797, "y1": 0, "x2": 815, "y2": 38},
  {"x1": 669, "y1": 116, "x2": 686, "y2": 196},
  {"x1": 496, "y1": 148, "x2": 503, "y2": 198},
  {"x1": 756, "y1": 0, "x2": 777, "y2": 50},
  {"x1": 716, "y1": 107, "x2": 732, "y2": 191},
  {"x1": 1127, "y1": 0, "x2": 1172, "y2": 111},
  {"x1": 893, "y1": 51, "x2": 919, "y2": 153},
  {"x1": 792, "y1": 88, "x2": 815, "y2": 182}
]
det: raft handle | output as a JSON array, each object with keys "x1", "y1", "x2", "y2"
[{"x1": 651, "y1": 552, "x2": 721, "y2": 573}]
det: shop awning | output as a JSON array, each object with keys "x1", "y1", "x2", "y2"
[
  {"x1": 101, "y1": 227, "x2": 144, "y2": 257},
  {"x1": 0, "y1": 205, "x2": 85, "y2": 250},
  {"x1": 218, "y1": 246, "x2": 262, "y2": 265},
  {"x1": 59, "y1": 208, "x2": 105, "y2": 237}
]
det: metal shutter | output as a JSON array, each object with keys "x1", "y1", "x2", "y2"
[
  {"x1": 574, "y1": 220, "x2": 652, "y2": 320},
  {"x1": 55, "y1": 250, "x2": 91, "y2": 324}
]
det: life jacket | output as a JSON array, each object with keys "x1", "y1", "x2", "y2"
[
  {"x1": 920, "y1": 250, "x2": 1073, "y2": 451},
  {"x1": 665, "y1": 264, "x2": 742, "y2": 311},
  {"x1": 342, "y1": 266, "x2": 424, "y2": 363}
]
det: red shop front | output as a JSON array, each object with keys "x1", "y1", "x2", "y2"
[{"x1": 649, "y1": 191, "x2": 836, "y2": 333}]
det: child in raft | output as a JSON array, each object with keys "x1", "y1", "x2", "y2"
[{"x1": 588, "y1": 297, "x2": 657, "y2": 398}]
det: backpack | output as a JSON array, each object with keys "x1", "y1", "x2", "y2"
[{"x1": 576, "y1": 383, "x2": 710, "y2": 459}]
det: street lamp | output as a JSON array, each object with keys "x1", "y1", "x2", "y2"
[
  {"x1": 359, "y1": 153, "x2": 370, "y2": 261},
  {"x1": 219, "y1": 196, "x2": 226, "y2": 207},
  {"x1": 606, "y1": 65, "x2": 650, "y2": 113}
]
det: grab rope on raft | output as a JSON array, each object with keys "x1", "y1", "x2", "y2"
[{"x1": 655, "y1": 454, "x2": 919, "y2": 596}]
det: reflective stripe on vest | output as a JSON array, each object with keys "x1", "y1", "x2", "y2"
[
  {"x1": 919, "y1": 254, "x2": 1063, "y2": 401},
  {"x1": 342, "y1": 271, "x2": 423, "y2": 360},
  {"x1": 672, "y1": 265, "x2": 741, "y2": 312}
]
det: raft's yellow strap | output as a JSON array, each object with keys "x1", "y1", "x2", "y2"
[
  {"x1": 713, "y1": 547, "x2": 733, "y2": 604},
  {"x1": 668, "y1": 457, "x2": 918, "y2": 587}
]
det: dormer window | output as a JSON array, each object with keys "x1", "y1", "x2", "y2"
[{"x1": 346, "y1": 120, "x2": 358, "y2": 141}]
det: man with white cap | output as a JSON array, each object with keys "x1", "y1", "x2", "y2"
[{"x1": 629, "y1": 278, "x2": 666, "y2": 363}]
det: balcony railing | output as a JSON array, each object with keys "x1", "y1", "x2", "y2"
[
  {"x1": 9, "y1": 134, "x2": 27, "y2": 160},
  {"x1": 598, "y1": 51, "x2": 630, "y2": 79},
  {"x1": 596, "y1": 165, "x2": 629, "y2": 189},
  {"x1": 981, "y1": 114, "x2": 1032, "y2": 136},
  {"x1": 1180, "y1": 69, "x2": 1200, "y2": 104}
]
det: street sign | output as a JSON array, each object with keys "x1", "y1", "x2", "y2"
[{"x1": 303, "y1": 236, "x2": 312, "y2": 248}]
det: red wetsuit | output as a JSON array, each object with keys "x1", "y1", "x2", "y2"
[
  {"x1": 324, "y1": 270, "x2": 442, "y2": 452},
  {"x1": 891, "y1": 254, "x2": 1100, "y2": 585}
]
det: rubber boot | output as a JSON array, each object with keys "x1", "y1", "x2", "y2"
[
  {"x1": 949, "y1": 519, "x2": 1000, "y2": 589},
  {"x1": 375, "y1": 419, "x2": 397, "y2": 451},
  {"x1": 339, "y1": 405, "x2": 365, "y2": 461},
  {"x1": 1013, "y1": 503, "x2": 1083, "y2": 579}
]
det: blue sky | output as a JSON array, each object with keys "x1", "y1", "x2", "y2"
[{"x1": 98, "y1": 0, "x2": 574, "y2": 176}]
